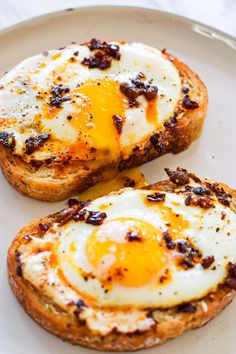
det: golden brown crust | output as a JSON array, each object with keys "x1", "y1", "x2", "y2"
[
  {"x1": 0, "y1": 51, "x2": 208, "y2": 201},
  {"x1": 7, "y1": 176, "x2": 235, "y2": 352}
]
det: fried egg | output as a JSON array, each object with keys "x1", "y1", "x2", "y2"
[
  {"x1": 0, "y1": 40, "x2": 181, "y2": 163},
  {"x1": 19, "y1": 185, "x2": 236, "y2": 316}
]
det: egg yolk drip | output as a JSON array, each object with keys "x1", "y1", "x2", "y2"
[
  {"x1": 77, "y1": 168, "x2": 148, "y2": 202},
  {"x1": 85, "y1": 217, "x2": 169, "y2": 287}
]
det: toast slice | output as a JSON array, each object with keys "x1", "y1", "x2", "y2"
[
  {"x1": 8, "y1": 168, "x2": 236, "y2": 351},
  {"x1": 0, "y1": 43, "x2": 208, "y2": 201}
]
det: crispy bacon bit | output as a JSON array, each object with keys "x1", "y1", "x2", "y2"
[
  {"x1": 39, "y1": 223, "x2": 50, "y2": 231},
  {"x1": 45, "y1": 158, "x2": 53, "y2": 165},
  {"x1": 184, "y1": 185, "x2": 192, "y2": 192},
  {"x1": 165, "y1": 167, "x2": 190, "y2": 186},
  {"x1": 120, "y1": 79, "x2": 158, "y2": 102},
  {"x1": 128, "y1": 98, "x2": 139, "y2": 108},
  {"x1": 120, "y1": 82, "x2": 141, "y2": 99},
  {"x1": 145, "y1": 86, "x2": 158, "y2": 100},
  {"x1": 146, "y1": 192, "x2": 165, "y2": 202},
  {"x1": 176, "y1": 241, "x2": 195, "y2": 255},
  {"x1": 55, "y1": 208, "x2": 79, "y2": 225},
  {"x1": 182, "y1": 86, "x2": 189, "y2": 94},
  {"x1": 87, "y1": 38, "x2": 121, "y2": 59},
  {"x1": 82, "y1": 39, "x2": 120, "y2": 70},
  {"x1": 201, "y1": 255, "x2": 215, "y2": 269},
  {"x1": 182, "y1": 95, "x2": 199, "y2": 110},
  {"x1": 31, "y1": 160, "x2": 43, "y2": 169},
  {"x1": 185, "y1": 194, "x2": 192, "y2": 206},
  {"x1": 184, "y1": 189, "x2": 214, "y2": 209},
  {"x1": 205, "y1": 182, "x2": 231, "y2": 207},
  {"x1": 225, "y1": 263, "x2": 236, "y2": 289},
  {"x1": 25, "y1": 134, "x2": 50, "y2": 155},
  {"x1": 225, "y1": 277, "x2": 236, "y2": 290},
  {"x1": 163, "y1": 231, "x2": 175, "y2": 250},
  {"x1": 73, "y1": 209, "x2": 107, "y2": 225},
  {"x1": 163, "y1": 114, "x2": 177, "y2": 129},
  {"x1": 0, "y1": 131, "x2": 16, "y2": 148},
  {"x1": 112, "y1": 114, "x2": 124, "y2": 134},
  {"x1": 0, "y1": 84, "x2": 4, "y2": 89},
  {"x1": 188, "y1": 173, "x2": 201, "y2": 183},
  {"x1": 82, "y1": 52, "x2": 112, "y2": 70},
  {"x1": 150, "y1": 132, "x2": 168, "y2": 154},
  {"x1": 48, "y1": 84, "x2": 70, "y2": 108},
  {"x1": 67, "y1": 198, "x2": 90, "y2": 209},
  {"x1": 125, "y1": 231, "x2": 142, "y2": 242},
  {"x1": 176, "y1": 240, "x2": 202, "y2": 269},
  {"x1": 15, "y1": 250, "x2": 22, "y2": 277},
  {"x1": 74, "y1": 299, "x2": 88, "y2": 316},
  {"x1": 73, "y1": 209, "x2": 87, "y2": 222},
  {"x1": 105, "y1": 44, "x2": 121, "y2": 60},
  {"x1": 218, "y1": 197, "x2": 230, "y2": 207},
  {"x1": 194, "y1": 196, "x2": 215, "y2": 209},
  {"x1": 178, "y1": 303, "x2": 197, "y2": 313},
  {"x1": 192, "y1": 186, "x2": 211, "y2": 195},
  {"x1": 86, "y1": 211, "x2": 107, "y2": 225}
]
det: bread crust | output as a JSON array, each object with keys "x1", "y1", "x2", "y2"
[
  {"x1": 7, "y1": 177, "x2": 235, "y2": 352},
  {"x1": 0, "y1": 51, "x2": 208, "y2": 201}
]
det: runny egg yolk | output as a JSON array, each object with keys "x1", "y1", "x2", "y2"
[
  {"x1": 77, "y1": 168, "x2": 148, "y2": 202},
  {"x1": 39, "y1": 77, "x2": 159, "y2": 160},
  {"x1": 85, "y1": 218, "x2": 169, "y2": 287},
  {"x1": 69, "y1": 78, "x2": 129, "y2": 158}
]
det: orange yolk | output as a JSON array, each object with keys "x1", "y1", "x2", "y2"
[
  {"x1": 38, "y1": 77, "x2": 159, "y2": 160},
  {"x1": 68, "y1": 78, "x2": 129, "y2": 158},
  {"x1": 85, "y1": 218, "x2": 169, "y2": 287}
]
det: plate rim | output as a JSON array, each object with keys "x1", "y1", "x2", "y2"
[
  {"x1": 1, "y1": 4, "x2": 236, "y2": 354},
  {"x1": 0, "y1": 3, "x2": 235, "y2": 47}
]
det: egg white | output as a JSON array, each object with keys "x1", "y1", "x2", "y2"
[
  {"x1": 52, "y1": 189, "x2": 236, "y2": 308},
  {"x1": 0, "y1": 42, "x2": 181, "y2": 161}
]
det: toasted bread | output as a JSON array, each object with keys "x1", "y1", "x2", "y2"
[
  {"x1": 0, "y1": 46, "x2": 207, "y2": 201},
  {"x1": 8, "y1": 168, "x2": 235, "y2": 352}
]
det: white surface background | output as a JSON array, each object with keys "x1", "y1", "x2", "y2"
[{"x1": 0, "y1": 0, "x2": 236, "y2": 36}]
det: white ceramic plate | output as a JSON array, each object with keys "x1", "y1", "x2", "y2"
[{"x1": 1, "y1": 5, "x2": 236, "y2": 354}]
